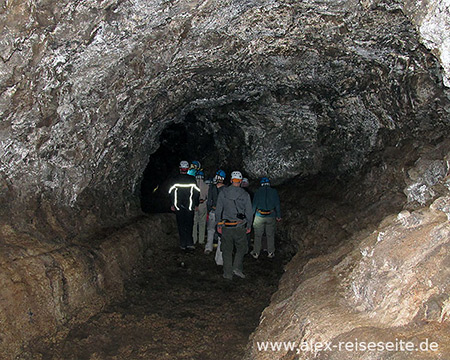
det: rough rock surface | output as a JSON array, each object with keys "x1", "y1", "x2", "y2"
[
  {"x1": 0, "y1": 0, "x2": 449, "y2": 238},
  {"x1": 0, "y1": 214, "x2": 175, "y2": 358},
  {"x1": 23, "y1": 232, "x2": 285, "y2": 360},
  {"x1": 0, "y1": 0, "x2": 449, "y2": 358},
  {"x1": 245, "y1": 141, "x2": 450, "y2": 359},
  {"x1": 402, "y1": 0, "x2": 450, "y2": 86}
]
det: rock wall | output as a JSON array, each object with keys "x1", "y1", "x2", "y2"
[
  {"x1": 0, "y1": 0, "x2": 448, "y2": 238},
  {"x1": 402, "y1": 0, "x2": 450, "y2": 86},
  {"x1": 246, "y1": 140, "x2": 450, "y2": 359},
  {"x1": 0, "y1": 214, "x2": 176, "y2": 358},
  {"x1": 0, "y1": 1, "x2": 449, "y2": 358}
]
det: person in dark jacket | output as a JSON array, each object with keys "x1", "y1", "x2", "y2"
[
  {"x1": 241, "y1": 177, "x2": 254, "y2": 251},
  {"x1": 169, "y1": 161, "x2": 201, "y2": 251},
  {"x1": 251, "y1": 177, "x2": 281, "y2": 259},
  {"x1": 204, "y1": 169, "x2": 226, "y2": 254},
  {"x1": 215, "y1": 171, "x2": 253, "y2": 280}
]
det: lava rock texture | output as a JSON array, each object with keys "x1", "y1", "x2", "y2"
[
  {"x1": 0, "y1": 214, "x2": 176, "y2": 358},
  {"x1": 246, "y1": 140, "x2": 450, "y2": 359},
  {"x1": 1, "y1": 0, "x2": 450, "y2": 358},
  {"x1": 0, "y1": 0, "x2": 449, "y2": 238}
]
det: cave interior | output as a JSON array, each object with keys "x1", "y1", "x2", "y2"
[{"x1": 1, "y1": 0, "x2": 450, "y2": 358}]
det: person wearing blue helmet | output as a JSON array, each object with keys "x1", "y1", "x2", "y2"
[
  {"x1": 191, "y1": 160, "x2": 201, "y2": 169},
  {"x1": 205, "y1": 169, "x2": 226, "y2": 254},
  {"x1": 251, "y1": 176, "x2": 281, "y2": 259},
  {"x1": 192, "y1": 170, "x2": 208, "y2": 246},
  {"x1": 187, "y1": 160, "x2": 202, "y2": 176}
]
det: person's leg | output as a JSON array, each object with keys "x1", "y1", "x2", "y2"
[
  {"x1": 175, "y1": 211, "x2": 186, "y2": 249},
  {"x1": 265, "y1": 217, "x2": 276, "y2": 254},
  {"x1": 185, "y1": 210, "x2": 195, "y2": 248},
  {"x1": 198, "y1": 207, "x2": 207, "y2": 245},
  {"x1": 221, "y1": 228, "x2": 234, "y2": 279},
  {"x1": 252, "y1": 216, "x2": 264, "y2": 256},
  {"x1": 233, "y1": 227, "x2": 248, "y2": 273},
  {"x1": 205, "y1": 211, "x2": 216, "y2": 252},
  {"x1": 192, "y1": 210, "x2": 199, "y2": 244}
]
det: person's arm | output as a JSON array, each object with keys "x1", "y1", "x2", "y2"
[
  {"x1": 274, "y1": 190, "x2": 282, "y2": 221},
  {"x1": 252, "y1": 190, "x2": 258, "y2": 213},
  {"x1": 206, "y1": 186, "x2": 212, "y2": 211},
  {"x1": 215, "y1": 192, "x2": 224, "y2": 224},
  {"x1": 168, "y1": 184, "x2": 176, "y2": 211},
  {"x1": 200, "y1": 183, "x2": 208, "y2": 204},
  {"x1": 193, "y1": 185, "x2": 200, "y2": 211},
  {"x1": 215, "y1": 191, "x2": 225, "y2": 233},
  {"x1": 244, "y1": 193, "x2": 253, "y2": 233}
]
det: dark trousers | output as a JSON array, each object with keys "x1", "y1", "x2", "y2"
[
  {"x1": 221, "y1": 226, "x2": 248, "y2": 278},
  {"x1": 175, "y1": 209, "x2": 195, "y2": 248}
]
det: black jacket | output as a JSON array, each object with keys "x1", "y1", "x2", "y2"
[
  {"x1": 207, "y1": 184, "x2": 225, "y2": 212},
  {"x1": 169, "y1": 174, "x2": 200, "y2": 211}
]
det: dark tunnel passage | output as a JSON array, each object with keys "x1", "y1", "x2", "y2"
[
  {"x1": 140, "y1": 113, "x2": 217, "y2": 213},
  {"x1": 1, "y1": 0, "x2": 450, "y2": 359},
  {"x1": 140, "y1": 111, "x2": 251, "y2": 213}
]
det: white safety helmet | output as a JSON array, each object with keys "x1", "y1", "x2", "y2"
[
  {"x1": 179, "y1": 160, "x2": 189, "y2": 169},
  {"x1": 231, "y1": 171, "x2": 243, "y2": 180}
]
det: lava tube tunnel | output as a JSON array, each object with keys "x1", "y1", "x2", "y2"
[{"x1": 1, "y1": 1, "x2": 449, "y2": 359}]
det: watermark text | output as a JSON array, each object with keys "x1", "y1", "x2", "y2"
[{"x1": 256, "y1": 338, "x2": 439, "y2": 354}]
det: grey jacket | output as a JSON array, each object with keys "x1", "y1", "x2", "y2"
[{"x1": 215, "y1": 185, "x2": 253, "y2": 229}]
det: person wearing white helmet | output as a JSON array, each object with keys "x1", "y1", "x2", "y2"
[
  {"x1": 169, "y1": 160, "x2": 201, "y2": 251},
  {"x1": 215, "y1": 170, "x2": 253, "y2": 280}
]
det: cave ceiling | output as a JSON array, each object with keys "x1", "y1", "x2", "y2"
[{"x1": 0, "y1": 0, "x2": 448, "y2": 232}]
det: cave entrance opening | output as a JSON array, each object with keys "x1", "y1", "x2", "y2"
[{"x1": 140, "y1": 113, "x2": 217, "y2": 213}]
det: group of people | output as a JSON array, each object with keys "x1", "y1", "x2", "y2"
[{"x1": 168, "y1": 160, "x2": 281, "y2": 280}]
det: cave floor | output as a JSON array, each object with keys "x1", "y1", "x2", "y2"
[{"x1": 28, "y1": 243, "x2": 284, "y2": 360}]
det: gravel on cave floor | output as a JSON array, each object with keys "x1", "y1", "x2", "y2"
[{"x1": 27, "y1": 242, "x2": 285, "y2": 360}]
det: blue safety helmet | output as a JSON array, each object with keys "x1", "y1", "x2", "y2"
[
  {"x1": 187, "y1": 168, "x2": 197, "y2": 176},
  {"x1": 214, "y1": 170, "x2": 227, "y2": 181},
  {"x1": 196, "y1": 170, "x2": 205, "y2": 179},
  {"x1": 215, "y1": 169, "x2": 226, "y2": 179},
  {"x1": 191, "y1": 160, "x2": 201, "y2": 169},
  {"x1": 260, "y1": 177, "x2": 270, "y2": 186}
]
